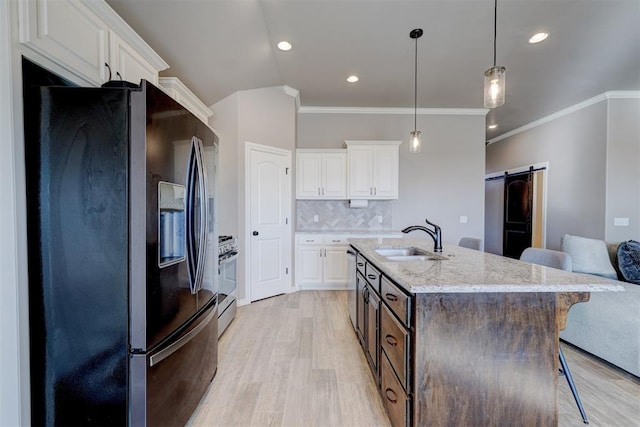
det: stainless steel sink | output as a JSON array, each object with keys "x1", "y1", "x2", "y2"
[
  {"x1": 375, "y1": 247, "x2": 424, "y2": 257},
  {"x1": 375, "y1": 247, "x2": 448, "y2": 262},
  {"x1": 386, "y1": 255, "x2": 429, "y2": 261}
]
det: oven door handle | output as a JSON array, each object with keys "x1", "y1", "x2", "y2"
[{"x1": 219, "y1": 253, "x2": 238, "y2": 265}]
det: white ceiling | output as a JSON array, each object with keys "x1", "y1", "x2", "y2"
[{"x1": 105, "y1": 0, "x2": 640, "y2": 140}]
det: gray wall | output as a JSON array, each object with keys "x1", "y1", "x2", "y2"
[
  {"x1": 297, "y1": 112, "x2": 486, "y2": 245},
  {"x1": 209, "y1": 93, "x2": 238, "y2": 237},
  {"x1": 486, "y1": 96, "x2": 639, "y2": 250},
  {"x1": 605, "y1": 98, "x2": 640, "y2": 242},
  {"x1": 211, "y1": 86, "x2": 297, "y2": 301}
]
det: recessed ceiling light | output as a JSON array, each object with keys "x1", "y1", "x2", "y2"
[
  {"x1": 529, "y1": 32, "x2": 549, "y2": 44},
  {"x1": 277, "y1": 41, "x2": 292, "y2": 51},
  {"x1": 346, "y1": 75, "x2": 359, "y2": 83},
  {"x1": 488, "y1": 124, "x2": 498, "y2": 129}
]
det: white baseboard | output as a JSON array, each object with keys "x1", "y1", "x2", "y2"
[
  {"x1": 237, "y1": 298, "x2": 250, "y2": 307},
  {"x1": 296, "y1": 283, "x2": 353, "y2": 291}
]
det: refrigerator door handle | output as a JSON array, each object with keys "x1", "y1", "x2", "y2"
[
  {"x1": 194, "y1": 137, "x2": 208, "y2": 292},
  {"x1": 148, "y1": 306, "x2": 216, "y2": 367},
  {"x1": 185, "y1": 137, "x2": 199, "y2": 293}
]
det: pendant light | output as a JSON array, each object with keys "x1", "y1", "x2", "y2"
[
  {"x1": 409, "y1": 28, "x2": 423, "y2": 153},
  {"x1": 484, "y1": 0, "x2": 506, "y2": 108}
]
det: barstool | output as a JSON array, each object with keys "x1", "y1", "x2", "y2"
[{"x1": 520, "y1": 247, "x2": 589, "y2": 424}]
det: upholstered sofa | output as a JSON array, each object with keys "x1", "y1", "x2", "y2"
[{"x1": 560, "y1": 235, "x2": 640, "y2": 377}]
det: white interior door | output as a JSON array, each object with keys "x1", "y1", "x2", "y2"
[{"x1": 248, "y1": 145, "x2": 291, "y2": 301}]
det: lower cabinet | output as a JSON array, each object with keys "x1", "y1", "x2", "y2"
[
  {"x1": 366, "y1": 287, "x2": 380, "y2": 377},
  {"x1": 381, "y1": 350, "x2": 410, "y2": 427},
  {"x1": 356, "y1": 272, "x2": 366, "y2": 344},
  {"x1": 296, "y1": 234, "x2": 350, "y2": 289},
  {"x1": 351, "y1": 247, "x2": 413, "y2": 427}
]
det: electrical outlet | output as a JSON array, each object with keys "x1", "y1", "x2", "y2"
[
  {"x1": 614, "y1": 217, "x2": 629, "y2": 226},
  {"x1": 313, "y1": 214, "x2": 319, "y2": 223},
  {"x1": 460, "y1": 216, "x2": 468, "y2": 224}
]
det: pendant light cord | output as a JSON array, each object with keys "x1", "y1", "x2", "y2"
[
  {"x1": 493, "y1": 0, "x2": 497, "y2": 67},
  {"x1": 414, "y1": 33, "x2": 418, "y2": 131}
]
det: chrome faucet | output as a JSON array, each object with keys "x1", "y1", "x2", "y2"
[{"x1": 401, "y1": 218, "x2": 443, "y2": 252}]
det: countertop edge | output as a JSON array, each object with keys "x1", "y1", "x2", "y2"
[{"x1": 349, "y1": 238, "x2": 627, "y2": 294}]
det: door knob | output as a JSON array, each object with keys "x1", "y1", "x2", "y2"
[{"x1": 252, "y1": 231, "x2": 259, "y2": 236}]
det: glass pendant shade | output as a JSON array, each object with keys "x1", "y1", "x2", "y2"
[
  {"x1": 484, "y1": 65, "x2": 506, "y2": 108},
  {"x1": 409, "y1": 130, "x2": 422, "y2": 153}
]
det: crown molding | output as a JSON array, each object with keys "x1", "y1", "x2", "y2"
[
  {"x1": 487, "y1": 91, "x2": 640, "y2": 145},
  {"x1": 158, "y1": 77, "x2": 214, "y2": 121},
  {"x1": 605, "y1": 90, "x2": 640, "y2": 99},
  {"x1": 298, "y1": 106, "x2": 488, "y2": 115},
  {"x1": 282, "y1": 86, "x2": 300, "y2": 110}
]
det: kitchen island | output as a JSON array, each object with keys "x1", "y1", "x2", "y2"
[{"x1": 348, "y1": 238, "x2": 624, "y2": 427}]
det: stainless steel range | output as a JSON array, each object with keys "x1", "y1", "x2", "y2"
[{"x1": 218, "y1": 235, "x2": 237, "y2": 337}]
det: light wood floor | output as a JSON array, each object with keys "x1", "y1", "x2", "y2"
[{"x1": 189, "y1": 291, "x2": 640, "y2": 427}]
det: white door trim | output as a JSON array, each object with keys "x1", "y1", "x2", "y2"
[
  {"x1": 243, "y1": 142, "x2": 292, "y2": 303},
  {"x1": 0, "y1": 1, "x2": 23, "y2": 424}
]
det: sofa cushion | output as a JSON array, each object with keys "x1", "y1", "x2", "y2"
[
  {"x1": 560, "y1": 234, "x2": 618, "y2": 280},
  {"x1": 618, "y1": 240, "x2": 640, "y2": 285}
]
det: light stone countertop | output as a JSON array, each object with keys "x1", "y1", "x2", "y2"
[
  {"x1": 349, "y1": 238, "x2": 626, "y2": 294},
  {"x1": 296, "y1": 230, "x2": 402, "y2": 235}
]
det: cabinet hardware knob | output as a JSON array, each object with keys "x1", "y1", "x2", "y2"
[
  {"x1": 252, "y1": 231, "x2": 259, "y2": 236},
  {"x1": 385, "y1": 293, "x2": 398, "y2": 302},
  {"x1": 385, "y1": 388, "x2": 398, "y2": 404},
  {"x1": 367, "y1": 274, "x2": 376, "y2": 280},
  {"x1": 385, "y1": 334, "x2": 398, "y2": 346},
  {"x1": 357, "y1": 262, "x2": 364, "y2": 267}
]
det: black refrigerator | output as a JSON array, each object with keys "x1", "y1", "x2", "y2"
[{"x1": 24, "y1": 74, "x2": 218, "y2": 426}]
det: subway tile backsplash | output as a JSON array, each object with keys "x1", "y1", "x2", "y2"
[{"x1": 296, "y1": 200, "x2": 392, "y2": 231}]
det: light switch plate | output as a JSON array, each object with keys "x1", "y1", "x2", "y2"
[
  {"x1": 614, "y1": 217, "x2": 629, "y2": 226},
  {"x1": 377, "y1": 216, "x2": 383, "y2": 223},
  {"x1": 313, "y1": 214, "x2": 319, "y2": 223},
  {"x1": 460, "y1": 216, "x2": 468, "y2": 224}
]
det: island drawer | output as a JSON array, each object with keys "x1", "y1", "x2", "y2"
[
  {"x1": 365, "y1": 262, "x2": 381, "y2": 294},
  {"x1": 356, "y1": 253, "x2": 367, "y2": 275},
  {"x1": 381, "y1": 303, "x2": 410, "y2": 392},
  {"x1": 381, "y1": 276, "x2": 410, "y2": 327},
  {"x1": 381, "y1": 349, "x2": 410, "y2": 427}
]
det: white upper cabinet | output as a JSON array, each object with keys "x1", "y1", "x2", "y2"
[
  {"x1": 296, "y1": 150, "x2": 347, "y2": 199},
  {"x1": 19, "y1": 0, "x2": 110, "y2": 84},
  {"x1": 109, "y1": 32, "x2": 160, "y2": 85},
  {"x1": 345, "y1": 141, "x2": 402, "y2": 199},
  {"x1": 19, "y1": 0, "x2": 168, "y2": 86}
]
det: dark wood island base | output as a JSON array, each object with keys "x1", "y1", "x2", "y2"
[
  {"x1": 412, "y1": 292, "x2": 586, "y2": 427},
  {"x1": 348, "y1": 239, "x2": 616, "y2": 427}
]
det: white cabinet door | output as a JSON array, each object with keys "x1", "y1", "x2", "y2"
[
  {"x1": 296, "y1": 150, "x2": 347, "y2": 200},
  {"x1": 348, "y1": 145, "x2": 374, "y2": 198},
  {"x1": 109, "y1": 32, "x2": 159, "y2": 84},
  {"x1": 296, "y1": 245, "x2": 323, "y2": 284},
  {"x1": 296, "y1": 152, "x2": 322, "y2": 199},
  {"x1": 321, "y1": 152, "x2": 347, "y2": 199},
  {"x1": 346, "y1": 141, "x2": 401, "y2": 200},
  {"x1": 20, "y1": 0, "x2": 109, "y2": 85},
  {"x1": 323, "y1": 245, "x2": 349, "y2": 284},
  {"x1": 372, "y1": 145, "x2": 399, "y2": 199}
]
